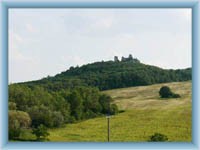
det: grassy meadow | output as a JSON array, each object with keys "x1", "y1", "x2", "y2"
[{"x1": 48, "y1": 81, "x2": 192, "y2": 142}]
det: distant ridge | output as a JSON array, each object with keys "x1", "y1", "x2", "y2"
[{"x1": 19, "y1": 55, "x2": 191, "y2": 91}]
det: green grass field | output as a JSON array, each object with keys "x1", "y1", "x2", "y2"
[{"x1": 48, "y1": 81, "x2": 192, "y2": 142}]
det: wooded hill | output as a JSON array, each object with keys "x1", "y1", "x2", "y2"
[
  {"x1": 20, "y1": 56, "x2": 191, "y2": 91},
  {"x1": 9, "y1": 55, "x2": 191, "y2": 141}
]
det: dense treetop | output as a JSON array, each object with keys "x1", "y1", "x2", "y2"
[{"x1": 18, "y1": 55, "x2": 191, "y2": 91}]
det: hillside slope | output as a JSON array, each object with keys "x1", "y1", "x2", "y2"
[
  {"x1": 103, "y1": 81, "x2": 191, "y2": 110},
  {"x1": 48, "y1": 81, "x2": 191, "y2": 142},
  {"x1": 21, "y1": 59, "x2": 191, "y2": 91}
]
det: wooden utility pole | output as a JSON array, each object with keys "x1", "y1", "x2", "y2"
[{"x1": 106, "y1": 115, "x2": 110, "y2": 142}]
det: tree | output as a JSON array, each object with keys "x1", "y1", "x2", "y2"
[
  {"x1": 69, "y1": 66, "x2": 74, "y2": 70},
  {"x1": 27, "y1": 105, "x2": 54, "y2": 128},
  {"x1": 51, "y1": 91, "x2": 71, "y2": 123},
  {"x1": 81, "y1": 87, "x2": 102, "y2": 114},
  {"x1": 32, "y1": 124, "x2": 49, "y2": 141},
  {"x1": 9, "y1": 84, "x2": 32, "y2": 111},
  {"x1": 133, "y1": 58, "x2": 140, "y2": 63},
  {"x1": 67, "y1": 90, "x2": 83, "y2": 120},
  {"x1": 9, "y1": 102, "x2": 17, "y2": 110},
  {"x1": 110, "y1": 104, "x2": 118, "y2": 115},
  {"x1": 149, "y1": 133, "x2": 168, "y2": 142},
  {"x1": 159, "y1": 86, "x2": 181, "y2": 98},
  {"x1": 51, "y1": 111, "x2": 64, "y2": 127},
  {"x1": 9, "y1": 110, "x2": 31, "y2": 139},
  {"x1": 159, "y1": 86, "x2": 173, "y2": 98},
  {"x1": 99, "y1": 94, "x2": 111, "y2": 114}
]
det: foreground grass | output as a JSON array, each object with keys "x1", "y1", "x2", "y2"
[{"x1": 48, "y1": 81, "x2": 191, "y2": 142}]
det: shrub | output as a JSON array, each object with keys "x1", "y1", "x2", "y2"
[
  {"x1": 159, "y1": 86, "x2": 181, "y2": 98},
  {"x1": 32, "y1": 124, "x2": 49, "y2": 141},
  {"x1": 99, "y1": 94, "x2": 114, "y2": 114},
  {"x1": 9, "y1": 110, "x2": 31, "y2": 140},
  {"x1": 9, "y1": 102, "x2": 17, "y2": 110},
  {"x1": 159, "y1": 86, "x2": 173, "y2": 98},
  {"x1": 172, "y1": 93, "x2": 181, "y2": 98},
  {"x1": 9, "y1": 120, "x2": 21, "y2": 139},
  {"x1": 110, "y1": 104, "x2": 119, "y2": 115},
  {"x1": 28, "y1": 105, "x2": 65, "y2": 128},
  {"x1": 51, "y1": 111, "x2": 64, "y2": 127},
  {"x1": 149, "y1": 133, "x2": 168, "y2": 142}
]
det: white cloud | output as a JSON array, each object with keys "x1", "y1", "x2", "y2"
[
  {"x1": 9, "y1": 30, "x2": 24, "y2": 43},
  {"x1": 182, "y1": 9, "x2": 191, "y2": 21},
  {"x1": 9, "y1": 30, "x2": 38, "y2": 65},
  {"x1": 14, "y1": 34, "x2": 23, "y2": 43},
  {"x1": 9, "y1": 47, "x2": 40, "y2": 83},
  {"x1": 92, "y1": 17, "x2": 113, "y2": 29},
  {"x1": 173, "y1": 9, "x2": 191, "y2": 22},
  {"x1": 9, "y1": 44, "x2": 39, "y2": 69},
  {"x1": 25, "y1": 23, "x2": 36, "y2": 33}
]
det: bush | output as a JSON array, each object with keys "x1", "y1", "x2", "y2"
[
  {"x1": 9, "y1": 102, "x2": 17, "y2": 110},
  {"x1": 9, "y1": 110, "x2": 31, "y2": 140},
  {"x1": 172, "y1": 93, "x2": 181, "y2": 98},
  {"x1": 110, "y1": 104, "x2": 119, "y2": 115},
  {"x1": 9, "y1": 120, "x2": 21, "y2": 139},
  {"x1": 159, "y1": 86, "x2": 181, "y2": 98},
  {"x1": 32, "y1": 124, "x2": 49, "y2": 141},
  {"x1": 159, "y1": 86, "x2": 173, "y2": 98},
  {"x1": 28, "y1": 105, "x2": 66, "y2": 128},
  {"x1": 99, "y1": 94, "x2": 113, "y2": 114},
  {"x1": 51, "y1": 111, "x2": 64, "y2": 127},
  {"x1": 149, "y1": 133, "x2": 168, "y2": 142}
]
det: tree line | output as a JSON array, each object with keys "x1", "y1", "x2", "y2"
[
  {"x1": 9, "y1": 84, "x2": 118, "y2": 140},
  {"x1": 22, "y1": 57, "x2": 191, "y2": 91}
]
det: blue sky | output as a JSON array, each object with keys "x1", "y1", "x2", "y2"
[{"x1": 9, "y1": 8, "x2": 191, "y2": 83}]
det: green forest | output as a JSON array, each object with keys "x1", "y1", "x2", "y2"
[
  {"x1": 9, "y1": 55, "x2": 192, "y2": 141},
  {"x1": 20, "y1": 55, "x2": 191, "y2": 91}
]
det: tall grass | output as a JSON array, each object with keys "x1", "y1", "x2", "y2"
[{"x1": 48, "y1": 81, "x2": 191, "y2": 142}]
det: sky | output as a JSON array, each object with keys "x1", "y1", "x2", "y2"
[{"x1": 9, "y1": 8, "x2": 191, "y2": 83}]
